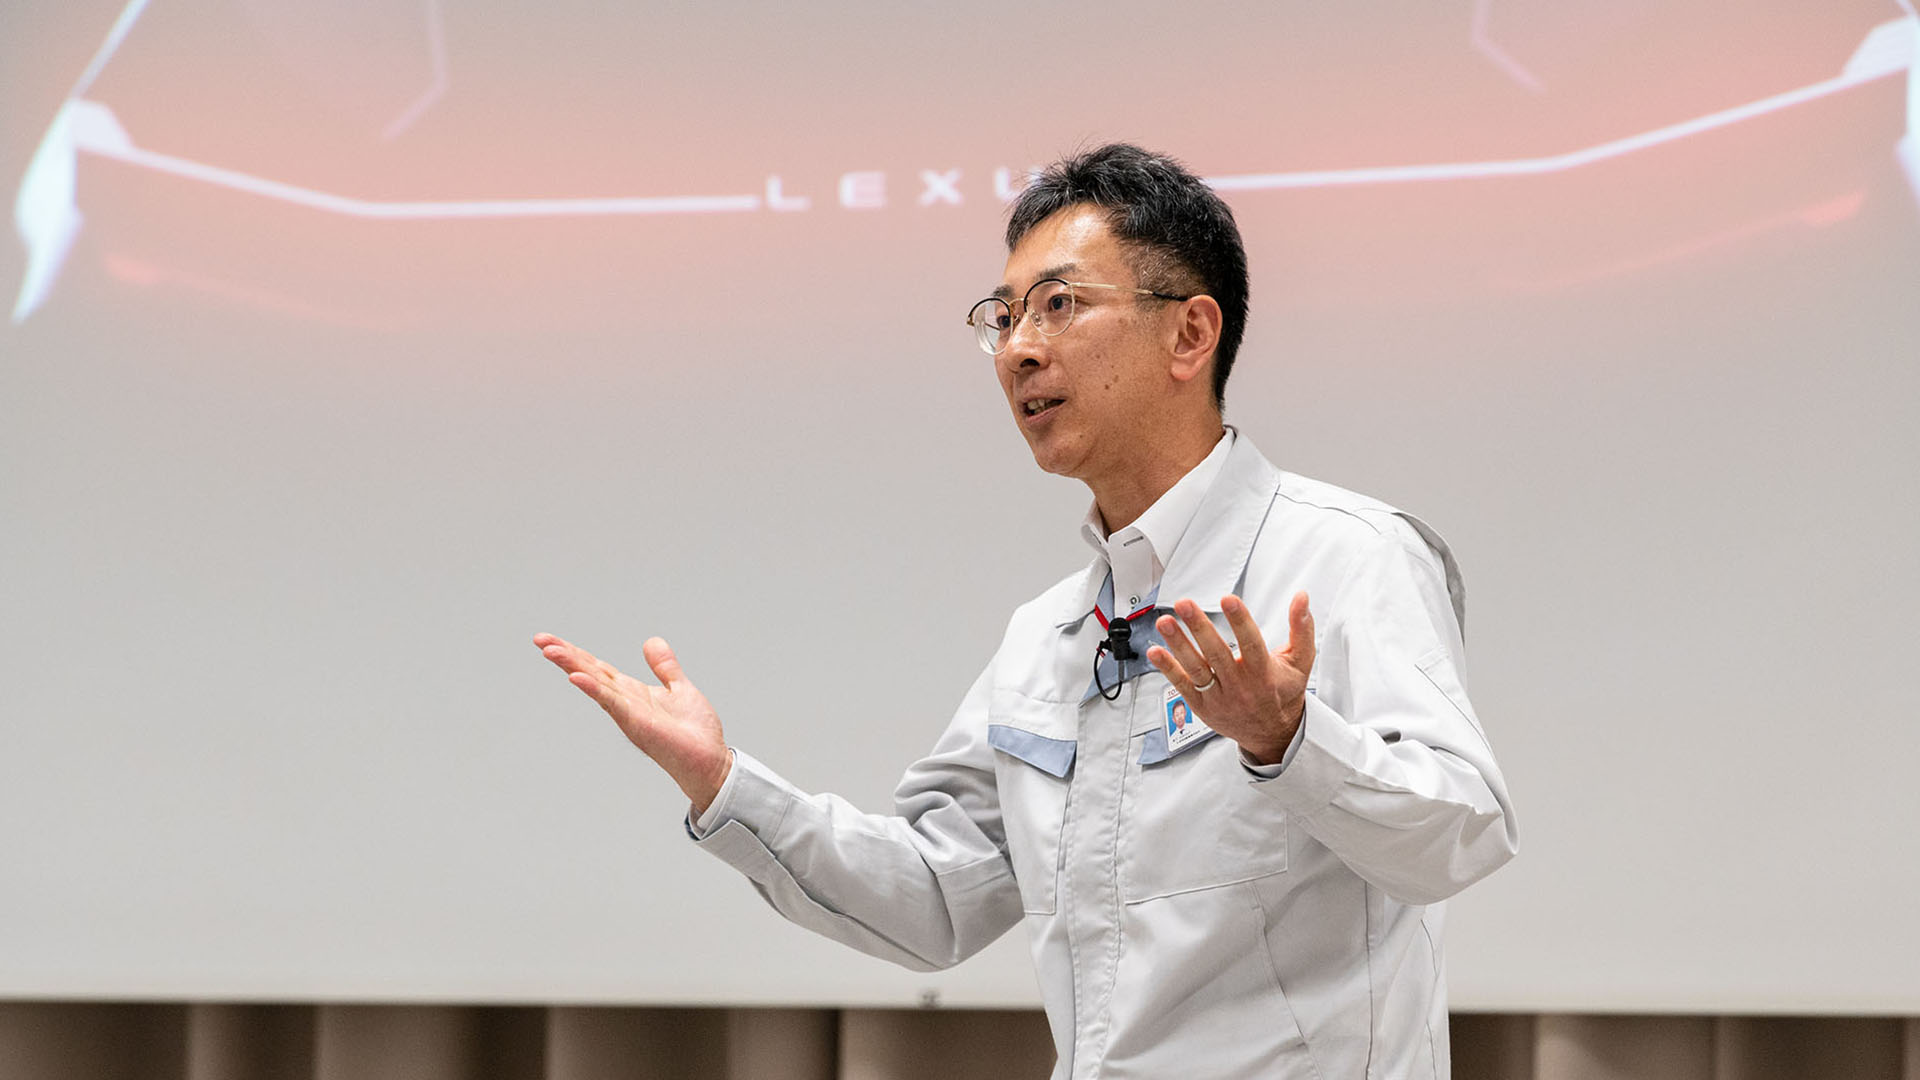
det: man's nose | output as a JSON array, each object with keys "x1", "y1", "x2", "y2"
[{"x1": 1001, "y1": 308, "x2": 1050, "y2": 372}]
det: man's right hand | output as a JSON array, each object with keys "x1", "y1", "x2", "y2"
[{"x1": 533, "y1": 633, "x2": 732, "y2": 816}]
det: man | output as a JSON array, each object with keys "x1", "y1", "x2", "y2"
[{"x1": 536, "y1": 144, "x2": 1517, "y2": 1078}]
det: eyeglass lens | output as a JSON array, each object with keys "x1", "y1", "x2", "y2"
[{"x1": 969, "y1": 280, "x2": 1076, "y2": 354}]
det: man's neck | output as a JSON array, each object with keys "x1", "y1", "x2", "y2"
[{"x1": 1089, "y1": 421, "x2": 1227, "y2": 535}]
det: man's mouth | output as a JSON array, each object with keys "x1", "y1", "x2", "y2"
[{"x1": 1022, "y1": 398, "x2": 1065, "y2": 418}]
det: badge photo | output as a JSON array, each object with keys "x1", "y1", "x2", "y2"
[{"x1": 1163, "y1": 683, "x2": 1213, "y2": 753}]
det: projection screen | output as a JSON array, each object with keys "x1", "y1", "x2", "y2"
[{"x1": 4, "y1": 0, "x2": 1918, "y2": 1011}]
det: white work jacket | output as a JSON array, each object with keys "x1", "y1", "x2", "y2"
[{"x1": 692, "y1": 435, "x2": 1518, "y2": 1078}]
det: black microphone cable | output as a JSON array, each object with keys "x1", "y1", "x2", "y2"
[{"x1": 1093, "y1": 611, "x2": 1140, "y2": 701}]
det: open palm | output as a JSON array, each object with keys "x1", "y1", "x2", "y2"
[{"x1": 534, "y1": 633, "x2": 732, "y2": 812}]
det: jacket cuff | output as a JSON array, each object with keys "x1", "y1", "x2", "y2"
[
  {"x1": 687, "y1": 749, "x2": 797, "y2": 857},
  {"x1": 1239, "y1": 707, "x2": 1309, "y2": 778},
  {"x1": 685, "y1": 748, "x2": 740, "y2": 838},
  {"x1": 1248, "y1": 693, "x2": 1367, "y2": 815}
]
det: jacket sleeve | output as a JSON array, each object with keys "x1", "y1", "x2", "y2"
[
  {"x1": 687, "y1": 666, "x2": 1024, "y2": 971},
  {"x1": 1252, "y1": 525, "x2": 1520, "y2": 905}
]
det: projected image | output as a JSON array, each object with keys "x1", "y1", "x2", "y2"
[
  {"x1": 5, "y1": 0, "x2": 1920, "y2": 1011},
  {"x1": 10, "y1": 0, "x2": 1918, "y2": 328}
]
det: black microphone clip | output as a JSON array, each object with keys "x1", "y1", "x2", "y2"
[{"x1": 1105, "y1": 615, "x2": 1136, "y2": 663}]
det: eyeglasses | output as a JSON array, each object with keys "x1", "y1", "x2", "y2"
[{"x1": 965, "y1": 278, "x2": 1190, "y2": 356}]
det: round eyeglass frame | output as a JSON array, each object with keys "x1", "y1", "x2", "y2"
[{"x1": 965, "y1": 279, "x2": 1191, "y2": 356}]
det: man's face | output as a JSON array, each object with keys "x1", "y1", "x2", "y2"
[{"x1": 994, "y1": 205, "x2": 1174, "y2": 484}]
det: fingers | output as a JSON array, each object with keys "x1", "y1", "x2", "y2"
[
  {"x1": 567, "y1": 670, "x2": 620, "y2": 711},
  {"x1": 1284, "y1": 591, "x2": 1315, "y2": 672},
  {"x1": 535, "y1": 633, "x2": 591, "y2": 674},
  {"x1": 1153, "y1": 612, "x2": 1211, "y2": 683},
  {"x1": 1145, "y1": 644, "x2": 1200, "y2": 697},
  {"x1": 540, "y1": 634, "x2": 662, "y2": 745},
  {"x1": 643, "y1": 637, "x2": 686, "y2": 689},
  {"x1": 535, "y1": 634, "x2": 622, "y2": 687},
  {"x1": 1220, "y1": 595, "x2": 1271, "y2": 677},
  {"x1": 1174, "y1": 598, "x2": 1239, "y2": 674}
]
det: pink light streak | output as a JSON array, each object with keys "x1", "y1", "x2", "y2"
[
  {"x1": 1472, "y1": 0, "x2": 1547, "y2": 94},
  {"x1": 380, "y1": 0, "x2": 448, "y2": 141},
  {"x1": 1208, "y1": 19, "x2": 1914, "y2": 193}
]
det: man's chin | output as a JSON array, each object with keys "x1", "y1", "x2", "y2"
[{"x1": 1024, "y1": 436, "x2": 1083, "y2": 480}]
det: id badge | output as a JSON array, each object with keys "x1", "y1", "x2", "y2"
[{"x1": 1163, "y1": 682, "x2": 1213, "y2": 753}]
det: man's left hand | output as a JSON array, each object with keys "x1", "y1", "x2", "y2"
[{"x1": 1146, "y1": 592, "x2": 1315, "y2": 766}]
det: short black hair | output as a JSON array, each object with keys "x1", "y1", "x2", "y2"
[{"x1": 1005, "y1": 144, "x2": 1249, "y2": 408}]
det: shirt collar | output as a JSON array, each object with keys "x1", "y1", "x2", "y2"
[
  {"x1": 1062, "y1": 428, "x2": 1251, "y2": 627},
  {"x1": 1078, "y1": 429, "x2": 1234, "y2": 564}
]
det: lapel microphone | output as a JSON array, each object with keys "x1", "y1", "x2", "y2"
[
  {"x1": 1094, "y1": 615, "x2": 1135, "y2": 702},
  {"x1": 1094, "y1": 608, "x2": 1143, "y2": 702},
  {"x1": 1106, "y1": 615, "x2": 1137, "y2": 662}
]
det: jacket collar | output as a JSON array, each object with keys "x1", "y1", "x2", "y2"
[{"x1": 1053, "y1": 431, "x2": 1283, "y2": 628}]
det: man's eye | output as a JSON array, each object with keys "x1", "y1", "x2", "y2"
[{"x1": 1047, "y1": 294, "x2": 1070, "y2": 312}]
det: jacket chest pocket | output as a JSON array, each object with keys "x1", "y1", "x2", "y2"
[
  {"x1": 986, "y1": 689, "x2": 1077, "y2": 916},
  {"x1": 1118, "y1": 706, "x2": 1289, "y2": 903}
]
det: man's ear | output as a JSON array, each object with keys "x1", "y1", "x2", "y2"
[{"x1": 1167, "y1": 295, "x2": 1223, "y2": 387}]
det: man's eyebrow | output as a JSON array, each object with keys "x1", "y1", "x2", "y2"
[{"x1": 993, "y1": 262, "x2": 1079, "y2": 301}]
